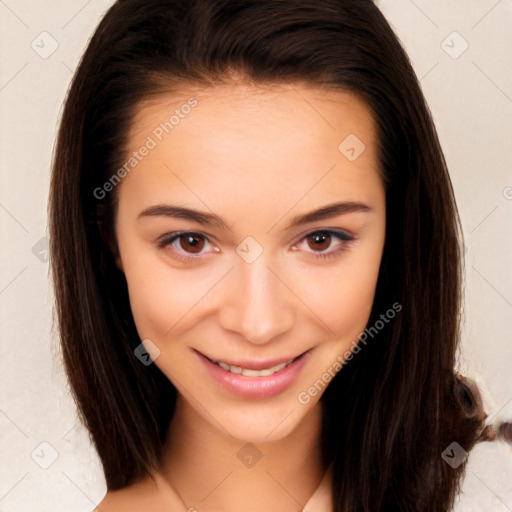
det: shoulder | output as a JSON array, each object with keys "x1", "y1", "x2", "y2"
[
  {"x1": 94, "y1": 472, "x2": 186, "y2": 512},
  {"x1": 94, "y1": 481, "x2": 149, "y2": 512}
]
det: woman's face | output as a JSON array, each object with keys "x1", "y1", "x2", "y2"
[{"x1": 114, "y1": 82, "x2": 386, "y2": 442}]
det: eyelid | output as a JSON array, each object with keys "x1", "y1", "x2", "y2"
[
  {"x1": 290, "y1": 228, "x2": 356, "y2": 260},
  {"x1": 156, "y1": 228, "x2": 357, "y2": 262},
  {"x1": 291, "y1": 227, "x2": 355, "y2": 244},
  {"x1": 156, "y1": 230, "x2": 216, "y2": 262}
]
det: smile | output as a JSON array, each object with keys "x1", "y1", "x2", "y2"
[
  {"x1": 213, "y1": 358, "x2": 296, "y2": 377},
  {"x1": 195, "y1": 350, "x2": 310, "y2": 399}
]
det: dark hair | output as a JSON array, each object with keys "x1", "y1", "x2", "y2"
[{"x1": 49, "y1": 0, "x2": 504, "y2": 510}]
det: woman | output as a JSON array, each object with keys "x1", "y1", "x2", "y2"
[{"x1": 49, "y1": 1, "x2": 507, "y2": 510}]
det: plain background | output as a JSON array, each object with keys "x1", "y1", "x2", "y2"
[{"x1": 0, "y1": 1, "x2": 511, "y2": 510}]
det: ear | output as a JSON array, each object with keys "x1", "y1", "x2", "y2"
[{"x1": 96, "y1": 204, "x2": 124, "y2": 272}]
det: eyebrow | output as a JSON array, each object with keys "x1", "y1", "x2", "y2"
[
  {"x1": 138, "y1": 204, "x2": 232, "y2": 231},
  {"x1": 138, "y1": 201, "x2": 373, "y2": 232},
  {"x1": 284, "y1": 201, "x2": 373, "y2": 230}
]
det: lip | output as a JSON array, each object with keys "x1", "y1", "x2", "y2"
[
  {"x1": 194, "y1": 349, "x2": 311, "y2": 399},
  {"x1": 199, "y1": 352, "x2": 303, "y2": 371}
]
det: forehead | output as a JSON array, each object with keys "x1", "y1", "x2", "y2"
[
  {"x1": 119, "y1": 82, "x2": 383, "y2": 216},
  {"x1": 130, "y1": 81, "x2": 376, "y2": 142}
]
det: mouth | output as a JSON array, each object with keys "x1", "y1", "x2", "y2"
[
  {"x1": 194, "y1": 349, "x2": 310, "y2": 399},
  {"x1": 206, "y1": 354, "x2": 304, "y2": 377}
]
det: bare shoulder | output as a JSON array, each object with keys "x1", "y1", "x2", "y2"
[
  {"x1": 93, "y1": 480, "x2": 149, "y2": 512},
  {"x1": 94, "y1": 489, "x2": 128, "y2": 511},
  {"x1": 94, "y1": 473, "x2": 185, "y2": 512}
]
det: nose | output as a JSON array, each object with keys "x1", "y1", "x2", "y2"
[{"x1": 218, "y1": 255, "x2": 295, "y2": 345}]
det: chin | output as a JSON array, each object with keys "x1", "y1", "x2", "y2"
[{"x1": 203, "y1": 388, "x2": 321, "y2": 444}]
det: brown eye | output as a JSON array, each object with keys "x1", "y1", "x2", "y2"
[
  {"x1": 178, "y1": 234, "x2": 205, "y2": 253},
  {"x1": 306, "y1": 231, "x2": 332, "y2": 252},
  {"x1": 295, "y1": 229, "x2": 355, "y2": 260},
  {"x1": 156, "y1": 231, "x2": 217, "y2": 262}
]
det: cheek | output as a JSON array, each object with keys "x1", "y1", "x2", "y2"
[
  {"x1": 118, "y1": 239, "x2": 226, "y2": 342},
  {"x1": 127, "y1": 281, "x2": 172, "y2": 340},
  {"x1": 290, "y1": 243, "x2": 383, "y2": 339},
  {"x1": 124, "y1": 269, "x2": 198, "y2": 341},
  {"x1": 116, "y1": 237, "x2": 185, "y2": 340}
]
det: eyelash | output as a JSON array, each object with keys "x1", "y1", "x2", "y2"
[{"x1": 156, "y1": 229, "x2": 356, "y2": 263}]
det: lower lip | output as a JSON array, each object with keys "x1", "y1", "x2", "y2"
[{"x1": 196, "y1": 350, "x2": 310, "y2": 399}]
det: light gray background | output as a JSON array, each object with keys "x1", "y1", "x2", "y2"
[{"x1": 1, "y1": 1, "x2": 511, "y2": 510}]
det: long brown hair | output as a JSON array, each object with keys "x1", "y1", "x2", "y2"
[{"x1": 49, "y1": 1, "x2": 501, "y2": 510}]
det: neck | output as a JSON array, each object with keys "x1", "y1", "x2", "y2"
[{"x1": 160, "y1": 394, "x2": 326, "y2": 512}]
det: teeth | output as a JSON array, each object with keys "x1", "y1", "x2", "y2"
[
  {"x1": 215, "y1": 359, "x2": 293, "y2": 377},
  {"x1": 242, "y1": 368, "x2": 262, "y2": 377}
]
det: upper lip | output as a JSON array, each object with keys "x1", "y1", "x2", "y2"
[{"x1": 195, "y1": 349, "x2": 308, "y2": 370}]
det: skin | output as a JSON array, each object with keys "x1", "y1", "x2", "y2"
[{"x1": 96, "y1": 80, "x2": 386, "y2": 511}]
